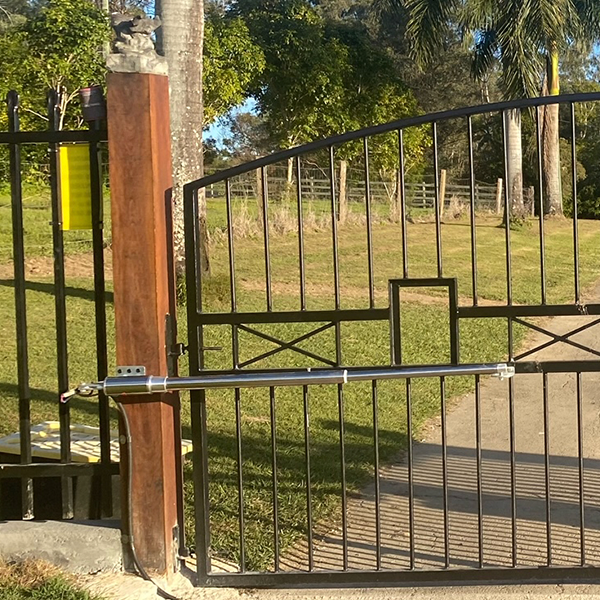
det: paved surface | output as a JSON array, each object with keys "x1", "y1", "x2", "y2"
[
  {"x1": 0, "y1": 519, "x2": 122, "y2": 573},
  {"x1": 275, "y1": 311, "x2": 600, "y2": 573}
]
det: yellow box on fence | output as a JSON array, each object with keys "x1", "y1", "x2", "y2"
[{"x1": 59, "y1": 143, "x2": 93, "y2": 230}]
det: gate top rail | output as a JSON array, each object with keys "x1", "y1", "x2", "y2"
[
  {"x1": 0, "y1": 129, "x2": 108, "y2": 144},
  {"x1": 183, "y1": 92, "x2": 600, "y2": 192}
]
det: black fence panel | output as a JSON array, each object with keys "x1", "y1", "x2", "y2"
[{"x1": 0, "y1": 90, "x2": 116, "y2": 521}]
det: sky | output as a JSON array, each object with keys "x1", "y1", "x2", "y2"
[{"x1": 204, "y1": 98, "x2": 257, "y2": 149}]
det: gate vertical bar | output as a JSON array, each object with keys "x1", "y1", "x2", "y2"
[
  {"x1": 329, "y1": 145, "x2": 347, "y2": 569},
  {"x1": 576, "y1": 372, "x2": 585, "y2": 565},
  {"x1": 329, "y1": 146, "x2": 341, "y2": 308},
  {"x1": 508, "y1": 376, "x2": 517, "y2": 566},
  {"x1": 543, "y1": 372, "x2": 552, "y2": 565},
  {"x1": 372, "y1": 380, "x2": 381, "y2": 570},
  {"x1": 261, "y1": 167, "x2": 272, "y2": 311},
  {"x1": 48, "y1": 89, "x2": 73, "y2": 519},
  {"x1": 225, "y1": 179, "x2": 241, "y2": 370},
  {"x1": 501, "y1": 111, "x2": 513, "y2": 306},
  {"x1": 398, "y1": 130, "x2": 408, "y2": 278},
  {"x1": 440, "y1": 377, "x2": 450, "y2": 568},
  {"x1": 226, "y1": 179, "x2": 236, "y2": 312},
  {"x1": 89, "y1": 122, "x2": 111, "y2": 517},
  {"x1": 536, "y1": 106, "x2": 547, "y2": 304},
  {"x1": 467, "y1": 116, "x2": 478, "y2": 305},
  {"x1": 363, "y1": 138, "x2": 375, "y2": 308},
  {"x1": 432, "y1": 122, "x2": 443, "y2": 277},
  {"x1": 186, "y1": 186, "x2": 211, "y2": 582},
  {"x1": 7, "y1": 91, "x2": 33, "y2": 520},
  {"x1": 570, "y1": 103, "x2": 581, "y2": 303},
  {"x1": 296, "y1": 157, "x2": 306, "y2": 310},
  {"x1": 235, "y1": 389, "x2": 246, "y2": 571},
  {"x1": 270, "y1": 387, "x2": 280, "y2": 571},
  {"x1": 406, "y1": 378, "x2": 415, "y2": 569},
  {"x1": 303, "y1": 385, "x2": 314, "y2": 571},
  {"x1": 502, "y1": 105, "x2": 516, "y2": 531},
  {"x1": 475, "y1": 375, "x2": 483, "y2": 567}
]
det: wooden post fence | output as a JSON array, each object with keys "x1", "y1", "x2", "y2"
[
  {"x1": 439, "y1": 169, "x2": 447, "y2": 220},
  {"x1": 495, "y1": 178, "x2": 503, "y2": 215}
]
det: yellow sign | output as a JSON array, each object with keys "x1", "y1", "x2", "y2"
[{"x1": 59, "y1": 143, "x2": 93, "y2": 230}]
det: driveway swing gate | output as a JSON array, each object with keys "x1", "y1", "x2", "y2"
[{"x1": 183, "y1": 92, "x2": 600, "y2": 588}]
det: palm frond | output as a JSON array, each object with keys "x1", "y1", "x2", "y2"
[
  {"x1": 572, "y1": 0, "x2": 600, "y2": 39},
  {"x1": 471, "y1": 28, "x2": 498, "y2": 81},
  {"x1": 405, "y1": 0, "x2": 460, "y2": 66},
  {"x1": 460, "y1": 0, "x2": 495, "y2": 30}
]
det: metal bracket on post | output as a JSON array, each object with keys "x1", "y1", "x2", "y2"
[{"x1": 116, "y1": 366, "x2": 146, "y2": 377}]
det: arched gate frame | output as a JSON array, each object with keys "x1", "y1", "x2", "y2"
[{"x1": 184, "y1": 93, "x2": 600, "y2": 587}]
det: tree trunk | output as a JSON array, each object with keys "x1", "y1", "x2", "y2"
[
  {"x1": 338, "y1": 160, "x2": 348, "y2": 224},
  {"x1": 285, "y1": 157, "x2": 294, "y2": 201},
  {"x1": 541, "y1": 49, "x2": 563, "y2": 216},
  {"x1": 256, "y1": 167, "x2": 264, "y2": 226},
  {"x1": 503, "y1": 109, "x2": 526, "y2": 221},
  {"x1": 155, "y1": 0, "x2": 208, "y2": 274},
  {"x1": 392, "y1": 169, "x2": 401, "y2": 222}
]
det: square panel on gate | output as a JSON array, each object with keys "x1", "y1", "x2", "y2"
[{"x1": 389, "y1": 278, "x2": 459, "y2": 366}]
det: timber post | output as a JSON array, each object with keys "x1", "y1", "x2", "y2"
[
  {"x1": 106, "y1": 16, "x2": 181, "y2": 576},
  {"x1": 495, "y1": 178, "x2": 503, "y2": 215}
]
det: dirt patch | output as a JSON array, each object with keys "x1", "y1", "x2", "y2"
[
  {"x1": 0, "y1": 251, "x2": 113, "y2": 281},
  {"x1": 239, "y1": 278, "x2": 508, "y2": 307}
]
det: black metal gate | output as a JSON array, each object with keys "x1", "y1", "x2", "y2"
[
  {"x1": 184, "y1": 93, "x2": 600, "y2": 587},
  {"x1": 0, "y1": 91, "x2": 115, "y2": 521}
]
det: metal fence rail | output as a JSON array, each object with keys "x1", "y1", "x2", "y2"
[{"x1": 0, "y1": 90, "x2": 113, "y2": 521}]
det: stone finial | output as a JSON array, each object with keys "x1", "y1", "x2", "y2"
[{"x1": 106, "y1": 14, "x2": 168, "y2": 76}]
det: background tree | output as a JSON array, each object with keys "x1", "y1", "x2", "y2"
[
  {"x1": 155, "y1": 0, "x2": 206, "y2": 272},
  {"x1": 0, "y1": 0, "x2": 110, "y2": 129},
  {"x1": 0, "y1": 0, "x2": 110, "y2": 183},
  {"x1": 232, "y1": 0, "x2": 427, "y2": 181},
  {"x1": 203, "y1": 4, "x2": 265, "y2": 125},
  {"x1": 403, "y1": 0, "x2": 600, "y2": 217}
]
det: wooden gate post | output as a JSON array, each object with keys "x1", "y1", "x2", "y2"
[{"x1": 107, "y1": 72, "x2": 181, "y2": 576}]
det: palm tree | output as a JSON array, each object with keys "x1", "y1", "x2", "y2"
[
  {"x1": 155, "y1": 0, "x2": 209, "y2": 274},
  {"x1": 405, "y1": 0, "x2": 600, "y2": 217}
]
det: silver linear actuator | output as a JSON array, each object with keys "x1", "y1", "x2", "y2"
[{"x1": 69, "y1": 363, "x2": 515, "y2": 400}]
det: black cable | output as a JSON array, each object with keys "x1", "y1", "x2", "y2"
[{"x1": 111, "y1": 397, "x2": 181, "y2": 600}]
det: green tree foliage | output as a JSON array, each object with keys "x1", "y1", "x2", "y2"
[
  {"x1": 0, "y1": 0, "x2": 109, "y2": 184},
  {"x1": 232, "y1": 0, "x2": 427, "y2": 173},
  {"x1": 203, "y1": 5, "x2": 266, "y2": 125},
  {"x1": 403, "y1": 0, "x2": 600, "y2": 216},
  {"x1": 0, "y1": 0, "x2": 110, "y2": 129}
]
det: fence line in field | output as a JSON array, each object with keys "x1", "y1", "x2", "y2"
[{"x1": 205, "y1": 166, "x2": 517, "y2": 214}]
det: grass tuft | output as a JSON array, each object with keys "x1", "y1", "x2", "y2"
[{"x1": 0, "y1": 560, "x2": 100, "y2": 600}]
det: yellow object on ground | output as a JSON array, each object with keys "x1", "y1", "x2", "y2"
[{"x1": 0, "y1": 421, "x2": 193, "y2": 463}]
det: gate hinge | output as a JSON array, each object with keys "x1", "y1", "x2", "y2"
[{"x1": 170, "y1": 342, "x2": 188, "y2": 357}]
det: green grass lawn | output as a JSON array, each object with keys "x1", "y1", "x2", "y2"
[
  {"x1": 1, "y1": 189, "x2": 599, "y2": 571},
  {"x1": 0, "y1": 185, "x2": 111, "y2": 264}
]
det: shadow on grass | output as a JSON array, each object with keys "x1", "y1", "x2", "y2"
[
  {"x1": 0, "y1": 279, "x2": 114, "y2": 303},
  {"x1": 182, "y1": 423, "x2": 408, "y2": 518}
]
